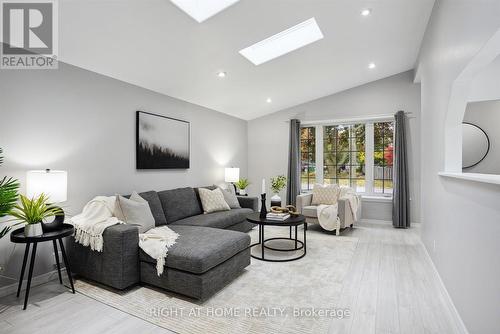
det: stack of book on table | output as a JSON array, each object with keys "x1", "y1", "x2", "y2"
[{"x1": 266, "y1": 212, "x2": 290, "y2": 221}]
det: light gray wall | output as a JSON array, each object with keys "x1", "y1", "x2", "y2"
[
  {"x1": 247, "y1": 71, "x2": 421, "y2": 223},
  {"x1": 468, "y1": 55, "x2": 500, "y2": 102},
  {"x1": 0, "y1": 62, "x2": 247, "y2": 290},
  {"x1": 463, "y1": 99, "x2": 500, "y2": 174},
  {"x1": 361, "y1": 200, "x2": 392, "y2": 221},
  {"x1": 416, "y1": 1, "x2": 500, "y2": 333}
]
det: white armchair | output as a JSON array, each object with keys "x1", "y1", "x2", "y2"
[{"x1": 296, "y1": 192, "x2": 360, "y2": 234}]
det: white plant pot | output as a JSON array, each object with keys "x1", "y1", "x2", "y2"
[
  {"x1": 239, "y1": 189, "x2": 247, "y2": 195},
  {"x1": 271, "y1": 194, "x2": 282, "y2": 207},
  {"x1": 24, "y1": 223, "x2": 43, "y2": 237}
]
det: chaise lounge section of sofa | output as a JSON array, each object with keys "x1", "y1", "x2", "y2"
[{"x1": 67, "y1": 187, "x2": 258, "y2": 299}]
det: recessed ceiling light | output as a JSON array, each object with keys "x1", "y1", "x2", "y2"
[
  {"x1": 368, "y1": 62, "x2": 376, "y2": 69},
  {"x1": 217, "y1": 71, "x2": 226, "y2": 78},
  {"x1": 170, "y1": 0, "x2": 240, "y2": 23},
  {"x1": 361, "y1": 8, "x2": 372, "y2": 16},
  {"x1": 239, "y1": 18, "x2": 324, "y2": 66},
  {"x1": 266, "y1": 98, "x2": 272, "y2": 103}
]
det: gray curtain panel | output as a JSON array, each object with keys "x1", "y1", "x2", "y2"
[
  {"x1": 393, "y1": 110, "x2": 410, "y2": 228},
  {"x1": 287, "y1": 119, "x2": 301, "y2": 206}
]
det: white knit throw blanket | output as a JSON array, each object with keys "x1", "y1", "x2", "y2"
[
  {"x1": 342, "y1": 194, "x2": 360, "y2": 221},
  {"x1": 339, "y1": 186, "x2": 360, "y2": 221},
  {"x1": 317, "y1": 203, "x2": 340, "y2": 231},
  {"x1": 70, "y1": 196, "x2": 122, "y2": 252},
  {"x1": 70, "y1": 196, "x2": 179, "y2": 276},
  {"x1": 139, "y1": 226, "x2": 179, "y2": 276},
  {"x1": 317, "y1": 187, "x2": 361, "y2": 232}
]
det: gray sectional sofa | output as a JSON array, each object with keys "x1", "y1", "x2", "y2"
[{"x1": 67, "y1": 186, "x2": 258, "y2": 300}]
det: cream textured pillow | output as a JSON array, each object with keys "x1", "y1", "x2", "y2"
[
  {"x1": 114, "y1": 191, "x2": 155, "y2": 233},
  {"x1": 311, "y1": 184, "x2": 340, "y2": 205},
  {"x1": 198, "y1": 188, "x2": 231, "y2": 213}
]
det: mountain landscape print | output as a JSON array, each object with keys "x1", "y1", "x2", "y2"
[{"x1": 136, "y1": 111, "x2": 190, "y2": 169}]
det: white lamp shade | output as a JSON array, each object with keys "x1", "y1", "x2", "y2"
[
  {"x1": 26, "y1": 170, "x2": 67, "y2": 203},
  {"x1": 224, "y1": 167, "x2": 240, "y2": 183}
]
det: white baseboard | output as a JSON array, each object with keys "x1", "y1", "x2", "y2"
[
  {"x1": 359, "y1": 219, "x2": 421, "y2": 225},
  {"x1": 359, "y1": 218, "x2": 392, "y2": 224},
  {"x1": 0, "y1": 268, "x2": 66, "y2": 298},
  {"x1": 420, "y1": 240, "x2": 469, "y2": 334}
]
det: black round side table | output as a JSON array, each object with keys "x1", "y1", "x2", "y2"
[
  {"x1": 246, "y1": 212, "x2": 307, "y2": 262},
  {"x1": 10, "y1": 223, "x2": 75, "y2": 310}
]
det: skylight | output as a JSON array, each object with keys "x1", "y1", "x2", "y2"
[
  {"x1": 239, "y1": 18, "x2": 324, "y2": 66},
  {"x1": 170, "y1": 0, "x2": 240, "y2": 23}
]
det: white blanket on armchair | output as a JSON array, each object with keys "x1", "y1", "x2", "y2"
[
  {"x1": 316, "y1": 187, "x2": 360, "y2": 233},
  {"x1": 339, "y1": 187, "x2": 360, "y2": 221},
  {"x1": 317, "y1": 203, "x2": 340, "y2": 231}
]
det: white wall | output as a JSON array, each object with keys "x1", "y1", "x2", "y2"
[
  {"x1": 468, "y1": 55, "x2": 500, "y2": 103},
  {"x1": 416, "y1": 1, "x2": 500, "y2": 333},
  {"x1": 463, "y1": 100, "x2": 500, "y2": 174},
  {"x1": 247, "y1": 71, "x2": 421, "y2": 223},
  {"x1": 0, "y1": 62, "x2": 248, "y2": 290}
]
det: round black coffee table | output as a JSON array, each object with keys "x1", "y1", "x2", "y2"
[
  {"x1": 246, "y1": 212, "x2": 307, "y2": 262},
  {"x1": 10, "y1": 224, "x2": 75, "y2": 310}
]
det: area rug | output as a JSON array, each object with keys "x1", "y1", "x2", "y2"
[{"x1": 75, "y1": 226, "x2": 358, "y2": 334}]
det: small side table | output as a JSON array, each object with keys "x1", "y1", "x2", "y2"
[{"x1": 10, "y1": 224, "x2": 75, "y2": 310}]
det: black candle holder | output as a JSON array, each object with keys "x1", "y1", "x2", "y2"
[{"x1": 260, "y1": 193, "x2": 267, "y2": 218}]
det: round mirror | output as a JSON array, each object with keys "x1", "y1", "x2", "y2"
[{"x1": 462, "y1": 122, "x2": 490, "y2": 169}]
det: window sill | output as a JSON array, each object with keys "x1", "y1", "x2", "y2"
[
  {"x1": 361, "y1": 195, "x2": 393, "y2": 203},
  {"x1": 438, "y1": 172, "x2": 500, "y2": 185}
]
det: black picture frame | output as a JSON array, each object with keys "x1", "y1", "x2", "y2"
[{"x1": 136, "y1": 111, "x2": 190, "y2": 169}]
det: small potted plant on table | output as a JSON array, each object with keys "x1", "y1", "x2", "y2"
[
  {"x1": 270, "y1": 175, "x2": 287, "y2": 207},
  {"x1": 235, "y1": 178, "x2": 250, "y2": 195},
  {"x1": 9, "y1": 194, "x2": 63, "y2": 237}
]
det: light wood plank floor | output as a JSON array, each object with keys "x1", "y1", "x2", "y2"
[{"x1": 0, "y1": 222, "x2": 462, "y2": 334}]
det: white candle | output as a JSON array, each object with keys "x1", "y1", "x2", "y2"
[{"x1": 262, "y1": 178, "x2": 266, "y2": 194}]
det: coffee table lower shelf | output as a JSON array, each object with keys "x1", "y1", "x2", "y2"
[{"x1": 246, "y1": 212, "x2": 307, "y2": 262}]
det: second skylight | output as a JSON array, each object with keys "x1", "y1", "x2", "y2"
[{"x1": 239, "y1": 18, "x2": 324, "y2": 66}]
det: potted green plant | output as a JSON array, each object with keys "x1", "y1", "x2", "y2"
[
  {"x1": 270, "y1": 175, "x2": 287, "y2": 206},
  {"x1": 235, "y1": 178, "x2": 250, "y2": 195},
  {"x1": 9, "y1": 194, "x2": 63, "y2": 237},
  {"x1": 0, "y1": 148, "x2": 20, "y2": 239}
]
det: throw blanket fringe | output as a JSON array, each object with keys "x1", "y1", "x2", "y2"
[
  {"x1": 139, "y1": 226, "x2": 179, "y2": 276},
  {"x1": 69, "y1": 196, "x2": 122, "y2": 252},
  {"x1": 343, "y1": 194, "x2": 360, "y2": 221}
]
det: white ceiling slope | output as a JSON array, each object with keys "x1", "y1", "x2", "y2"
[{"x1": 59, "y1": 0, "x2": 434, "y2": 120}]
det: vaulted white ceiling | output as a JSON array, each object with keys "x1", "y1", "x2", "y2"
[{"x1": 59, "y1": 0, "x2": 434, "y2": 120}]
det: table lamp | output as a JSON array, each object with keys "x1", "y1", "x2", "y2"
[
  {"x1": 224, "y1": 167, "x2": 239, "y2": 194},
  {"x1": 27, "y1": 169, "x2": 67, "y2": 232}
]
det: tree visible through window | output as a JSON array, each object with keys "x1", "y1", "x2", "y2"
[
  {"x1": 300, "y1": 127, "x2": 315, "y2": 191},
  {"x1": 323, "y1": 124, "x2": 366, "y2": 192},
  {"x1": 299, "y1": 121, "x2": 395, "y2": 195},
  {"x1": 374, "y1": 122, "x2": 394, "y2": 194}
]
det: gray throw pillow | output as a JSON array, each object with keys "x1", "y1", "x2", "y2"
[
  {"x1": 114, "y1": 191, "x2": 155, "y2": 233},
  {"x1": 220, "y1": 187, "x2": 241, "y2": 209}
]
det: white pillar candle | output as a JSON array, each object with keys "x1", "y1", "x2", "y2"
[{"x1": 262, "y1": 178, "x2": 266, "y2": 194}]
